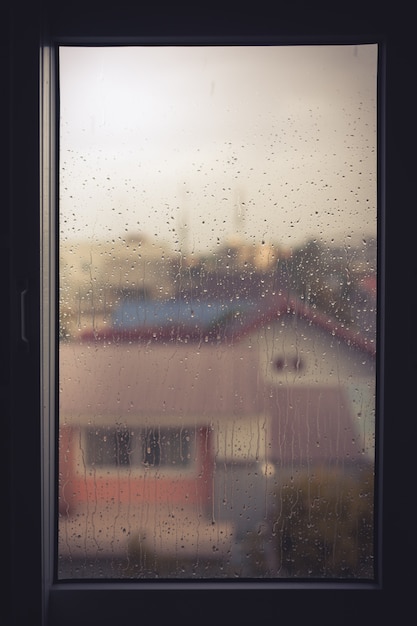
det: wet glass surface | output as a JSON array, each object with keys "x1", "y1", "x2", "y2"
[{"x1": 58, "y1": 45, "x2": 377, "y2": 579}]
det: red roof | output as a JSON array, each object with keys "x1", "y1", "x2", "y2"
[{"x1": 80, "y1": 293, "x2": 376, "y2": 357}]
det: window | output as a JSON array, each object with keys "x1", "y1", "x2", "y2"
[
  {"x1": 7, "y1": 1, "x2": 415, "y2": 625},
  {"x1": 85, "y1": 426, "x2": 132, "y2": 467},
  {"x1": 83, "y1": 425, "x2": 193, "y2": 468},
  {"x1": 58, "y1": 42, "x2": 377, "y2": 582}
]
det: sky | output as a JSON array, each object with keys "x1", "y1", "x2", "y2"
[{"x1": 59, "y1": 44, "x2": 377, "y2": 254}]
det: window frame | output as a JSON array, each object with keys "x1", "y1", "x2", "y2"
[{"x1": 7, "y1": 1, "x2": 416, "y2": 624}]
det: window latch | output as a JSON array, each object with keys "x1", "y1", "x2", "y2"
[{"x1": 20, "y1": 284, "x2": 29, "y2": 349}]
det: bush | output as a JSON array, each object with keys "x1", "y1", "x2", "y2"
[{"x1": 271, "y1": 466, "x2": 374, "y2": 578}]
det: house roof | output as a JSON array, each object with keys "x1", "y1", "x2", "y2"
[{"x1": 80, "y1": 292, "x2": 376, "y2": 357}]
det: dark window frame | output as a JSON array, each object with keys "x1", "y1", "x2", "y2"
[{"x1": 6, "y1": 1, "x2": 416, "y2": 625}]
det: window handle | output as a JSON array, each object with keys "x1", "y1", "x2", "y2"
[{"x1": 20, "y1": 285, "x2": 29, "y2": 348}]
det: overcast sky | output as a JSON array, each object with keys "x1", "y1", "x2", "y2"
[{"x1": 59, "y1": 44, "x2": 377, "y2": 253}]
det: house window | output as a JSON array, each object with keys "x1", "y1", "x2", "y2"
[
  {"x1": 85, "y1": 425, "x2": 193, "y2": 468},
  {"x1": 85, "y1": 426, "x2": 132, "y2": 467},
  {"x1": 273, "y1": 355, "x2": 305, "y2": 372}
]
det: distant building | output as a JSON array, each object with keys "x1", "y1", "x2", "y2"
[{"x1": 60, "y1": 233, "x2": 177, "y2": 337}]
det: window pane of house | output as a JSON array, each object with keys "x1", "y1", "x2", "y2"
[{"x1": 58, "y1": 45, "x2": 377, "y2": 579}]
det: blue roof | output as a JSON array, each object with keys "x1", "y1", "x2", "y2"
[{"x1": 112, "y1": 300, "x2": 252, "y2": 330}]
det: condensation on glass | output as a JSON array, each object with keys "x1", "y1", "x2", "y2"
[{"x1": 58, "y1": 45, "x2": 377, "y2": 580}]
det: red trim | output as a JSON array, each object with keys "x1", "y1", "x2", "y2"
[{"x1": 79, "y1": 293, "x2": 376, "y2": 357}]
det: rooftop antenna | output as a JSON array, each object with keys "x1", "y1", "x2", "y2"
[
  {"x1": 234, "y1": 187, "x2": 246, "y2": 237},
  {"x1": 177, "y1": 182, "x2": 190, "y2": 258},
  {"x1": 178, "y1": 208, "x2": 189, "y2": 257}
]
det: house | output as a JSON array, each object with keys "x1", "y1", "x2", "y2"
[{"x1": 59, "y1": 293, "x2": 375, "y2": 577}]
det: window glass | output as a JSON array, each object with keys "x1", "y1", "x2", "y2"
[{"x1": 58, "y1": 45, "x2": 377, "y2": 580}]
